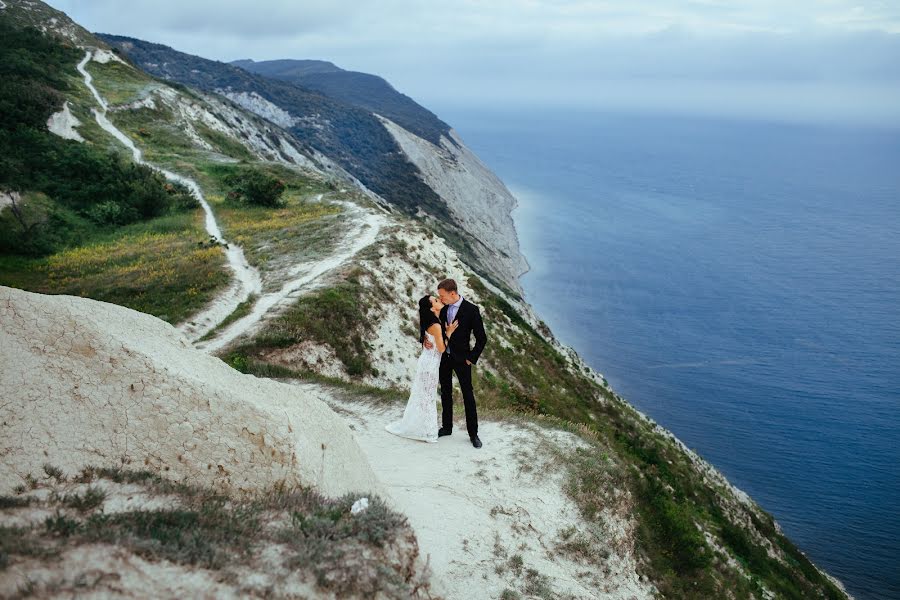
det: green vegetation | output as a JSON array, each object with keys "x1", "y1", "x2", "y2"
[
  {"x1": 238, "y1": 268, "x2": 375, "y2": 377},
  {"x1": 195, "y1": 162, "x2": 342, "y2": 273},
  {"x1": 0, "y1": 23, "x2": 229, "y2": 323},
  {"x1": 0, "y1": 212, "x2": 230, "y2": 323},
  {"x1": 224, "y1": 166, "x2": 286, "y2": 207},
  {"x1": 195, "y1": 122, "x2": 256, "y2": 161},
  {"x1": 463, "y1": 275, "x2": 845, "y2": 598},
  {"x1": 85, "y1": 59, "x2": 155, "y2": 105},
  {"x1": 2, "y1": 465, "x2": 427, "y2": 597}
]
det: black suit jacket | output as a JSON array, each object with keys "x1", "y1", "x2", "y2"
[{"x1": 440, "y1": 299, "x2": 488, "y2": 364}]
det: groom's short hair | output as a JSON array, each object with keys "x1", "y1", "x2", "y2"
[{"x1": 437, "y1": 278, "x2": 458, "y2": 293}]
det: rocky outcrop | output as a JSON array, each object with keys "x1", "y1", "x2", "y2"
[
  {"x1": 379, "y1": 116, "x2": 529, "y2": 292},
  {"x1": 0, "y1": 285, "x2": 379, "y2": 497}
]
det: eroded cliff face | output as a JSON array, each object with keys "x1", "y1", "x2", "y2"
[
  {"x1": 0, "y1": 285, "x2": 379, "y2": 497},
  {"x1": 379, "y1": 117, "x2": 529, "y2": 293}
]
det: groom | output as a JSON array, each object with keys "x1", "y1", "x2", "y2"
[{"x1": 425, "y1": 278, "x2": 488, "y2": 448}]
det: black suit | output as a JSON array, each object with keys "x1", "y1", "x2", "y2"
[{"x1": 439, "y1": 299, "x2": 487, "y2": 438}]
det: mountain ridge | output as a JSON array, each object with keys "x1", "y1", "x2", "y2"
[
  {"x1": 231, "y1": 57, "x2": 453, "y2": 146},
  {"x1": 98, "y1": 33, "x2": 450, "y2": 221}
]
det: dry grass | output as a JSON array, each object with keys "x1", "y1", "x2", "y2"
[
  {"x1": 1, "y1": 212, "x2": 229, "y2": 324},
  {"x1": 85, "y1": 60, "x2": 157, "y2": 106},
  {"x1": 1, "y1": 465, "x2": 433, "y2": 599}
]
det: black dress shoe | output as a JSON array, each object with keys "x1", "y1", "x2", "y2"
[
  {"x1": 438, "y1": 427, "x2": 452, "y2": 437},
  {"x1": 471, "y1": 435, "x2": 482, "y2": 449}
]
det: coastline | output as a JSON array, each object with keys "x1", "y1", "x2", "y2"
[{"x1": 502, "y1": 182, "x2": 857, "y2": 600}]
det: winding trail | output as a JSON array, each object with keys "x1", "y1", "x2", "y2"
[
  {"x1": 77, "y1": 51, "x2": 262, "y2": 340},
  {"x1": 77, "y1": 50, "x2": 385, "y2": 351},
  {"x1": 198, "y1": 202, "x2": 385, "y2": 353}
]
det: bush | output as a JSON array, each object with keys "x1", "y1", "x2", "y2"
[
  {"x1": 224, "y1": 168, "x2": 285, "y2": 207},
  {"x1": 0, "y1": 22, "x2": 200, "y2": 256}
]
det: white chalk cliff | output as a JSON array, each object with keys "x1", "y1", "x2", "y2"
[
  {"x1": 0, "y1": 285, "x2": 379, "y2": 497},
  {"x1": 378, "y1": 116, "x2": 529, "y2": 292}
]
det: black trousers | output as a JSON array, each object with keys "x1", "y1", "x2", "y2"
[{"x1": 439, "y1": 353, "x2": 478, "y2": 438}]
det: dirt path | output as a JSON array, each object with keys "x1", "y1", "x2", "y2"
[
  {"x1": 77, "y1": 50, "x2": 263, "y2": 341},
  {"x1": 297, "y1": 384, "x2": 652, "y2": 600},
  {"x1": 77, "y1": 50, "x2": 385, "y2": 350},
  {"x1": 196, "y1": 201, "x2": 385, "y2": 353}
]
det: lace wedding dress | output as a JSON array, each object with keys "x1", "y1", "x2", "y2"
[{"x1": 385, "y1": 331, "x2": 441, "y2": 443}]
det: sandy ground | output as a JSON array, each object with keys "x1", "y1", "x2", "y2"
[{"x1": 299, "y1": 383, "x2": 654, "y2": 600}]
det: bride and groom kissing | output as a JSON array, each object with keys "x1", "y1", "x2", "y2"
[{"x1": 385, "y1": 278, "x2": 488, "y2": 448}]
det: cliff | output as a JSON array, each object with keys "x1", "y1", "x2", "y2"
[{"x1": 0, "y1": 2, "x2": 852, "y2": 598}]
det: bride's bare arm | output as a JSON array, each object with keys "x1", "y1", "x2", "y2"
[{"x1": 427, "y1": 323, "x2": 446, "y2": 353}]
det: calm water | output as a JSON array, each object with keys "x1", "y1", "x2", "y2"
[{"x1": 438, "y1": 108, "x2": 900, "y2": 599}]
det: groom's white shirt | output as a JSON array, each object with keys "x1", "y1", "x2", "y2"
[{"x1": 447, "y1": 296, "x2": 464, "y2": 324}]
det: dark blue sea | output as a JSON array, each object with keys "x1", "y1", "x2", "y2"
[{"x1": 438, "y1": 107, "x2": 900, "y2": 599}]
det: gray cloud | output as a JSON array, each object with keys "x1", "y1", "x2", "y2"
[{"x1": 47, "y1": 0, "x2": 900, "y2": 125}]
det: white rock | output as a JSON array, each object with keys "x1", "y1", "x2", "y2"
[
  {"x1": 46, "y1": 101, "x2": 84, "y2": 142},
  {"x1": 378, "y1": 116, "x2": 529, "y2": 292},
  {"x1": 219, "y1": 90, "x2": 299, "y2": 129},
  {"x1": 350, "y1": 497, "x2": 369, "y2": 514},
  {"x1": 91, "y1": 48, "x2": 129, "y2": 65},
  {"x1": 0, "y1": 286, "x2": 380, "y2": 498}
]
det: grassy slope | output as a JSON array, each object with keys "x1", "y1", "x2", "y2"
[
  {"x1": 0, "y1": 24, "x2": 230, "y2": 324},
  {"x1": 229, "y1": 225, "x2": 848, "y2": 600},
  {"x1": 0, "y1": 211, "x2": 229, "y2": 324}
]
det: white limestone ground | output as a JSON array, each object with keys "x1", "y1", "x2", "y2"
[
  {"x1": 46, "y1": 100, "x2": 84, "y2": 141},
  {"x1": 90, "y1": 47, "x2": 128, "y2": 65},
  {"x1": 2, "y1": 545, "x2": 248, "y2": 599},
  {"x1": 379, "y1": 116, "x2": 529, "y2": 293},
  {"x1": 0, "y1": 285, "x2": 379, "y2": 498},
  {"x1": 303, "y1": 385, "x2": 655, "y2": 600}
]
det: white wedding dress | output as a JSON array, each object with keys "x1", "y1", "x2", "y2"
[{"x1": 385, "y1": 331, "x2": 441, "y2": 443}]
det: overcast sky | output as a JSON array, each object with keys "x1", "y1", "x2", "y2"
[{"x1": 47, "y1": 0, "x2": 900, "y2": 125}]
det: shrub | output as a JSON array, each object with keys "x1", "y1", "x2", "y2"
[{"x1": 224, "y1": 168, "x2": 285, "y2": 207}]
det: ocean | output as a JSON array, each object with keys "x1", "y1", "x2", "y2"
[{"x1": 437, "y1": 107, "x2": 900, "y2": 600}]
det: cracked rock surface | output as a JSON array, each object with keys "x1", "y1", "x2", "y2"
[{"x1": 0, "y1": 285, "x2": 379, "y2": 497}]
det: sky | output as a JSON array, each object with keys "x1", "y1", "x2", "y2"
[{"x1": 46, "y1": 0, "x2": 900, "y2": 125}]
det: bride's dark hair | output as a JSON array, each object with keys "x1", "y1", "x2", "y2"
[{"x1": 418, "y1": 295, "x2": 440, "y2": 343}]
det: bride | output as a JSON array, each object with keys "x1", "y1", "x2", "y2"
[{"x1": 385, "y1": 295, "x2": 458, "y2": 442}]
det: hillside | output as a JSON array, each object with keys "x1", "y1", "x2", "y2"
[
  {"x1": 232, "y1": 58, "x2": 453, "y2": 146},
  {"x1": 0, "y1": 2, "x2": 853, "y2": 599},
  {"x1": 96, "y1": 33, "x2": 448, "y2": 221},
  {"x1": 99, "y1": 33, "x2": 529, "y2": 295}
]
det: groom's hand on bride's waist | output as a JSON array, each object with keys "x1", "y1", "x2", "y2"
[{"x1": 423, "y1": 339, "x2": 434, "y2": 350}]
